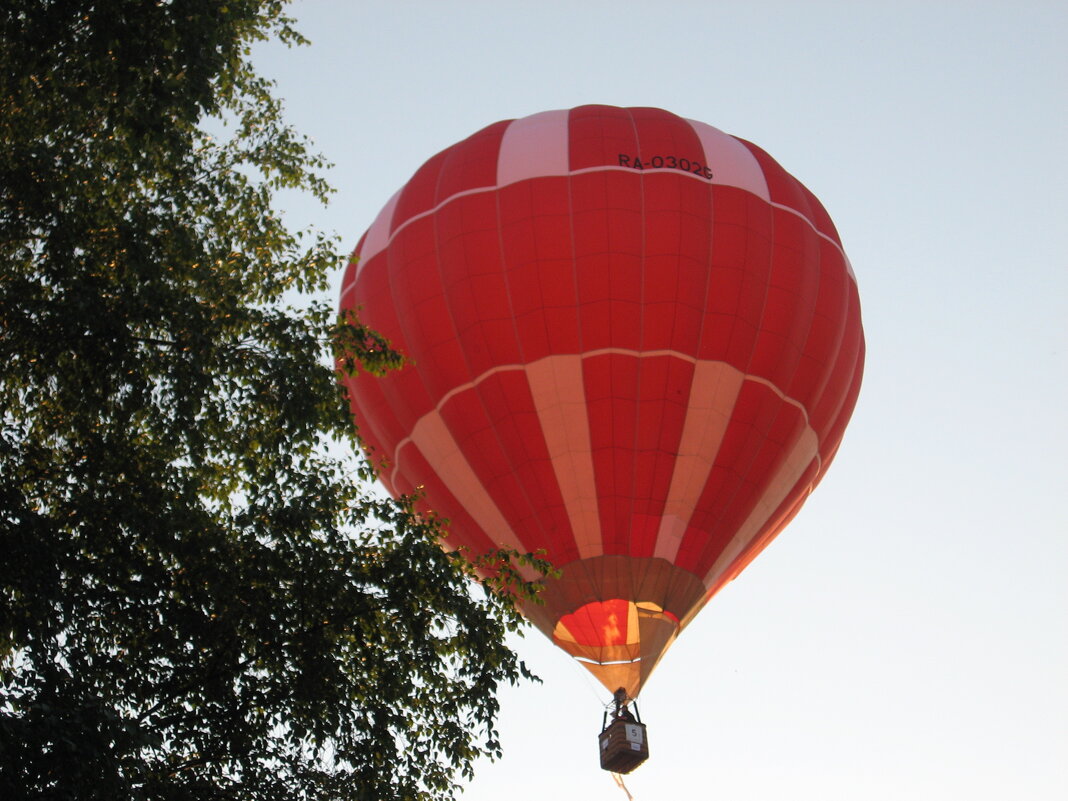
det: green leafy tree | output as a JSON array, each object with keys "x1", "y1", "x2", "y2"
[{"x1": 0, "y1": 2, "x2": 546, "y2": 799}]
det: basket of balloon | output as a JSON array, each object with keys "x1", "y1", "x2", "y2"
[{"x1": 599, "y1": 717, "x2": 649, "y2": 774}]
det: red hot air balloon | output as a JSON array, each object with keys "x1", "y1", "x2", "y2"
[{"x1": 339, "y1": 105, "x2": 863, "y2": 701}]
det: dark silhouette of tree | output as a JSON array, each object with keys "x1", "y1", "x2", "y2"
[{"x1": 0, "y1": 3, "x2": 546, "y2": 798}]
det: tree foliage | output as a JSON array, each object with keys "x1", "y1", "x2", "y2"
[{"x1": 0, "y1": 2, "x2": 545, "y2": 798}]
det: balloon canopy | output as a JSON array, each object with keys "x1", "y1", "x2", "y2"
[{"x1": 338, "y1": 105, "x2": 864, "y2": 698}]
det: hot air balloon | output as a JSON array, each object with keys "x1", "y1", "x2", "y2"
[{"x1": 338, "y1": 106, "x2": 863, "y2": 737}]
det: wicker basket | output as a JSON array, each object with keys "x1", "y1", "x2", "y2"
[{"x1": 598, "y1": 718, "x2": 649, "y2": 774}]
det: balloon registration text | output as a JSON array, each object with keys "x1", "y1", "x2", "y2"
[{"x1": 617, "y1": 153, "x2": 714, "y2": 179}]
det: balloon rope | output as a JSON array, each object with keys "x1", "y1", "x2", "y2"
[
  {"x1": 611, "y1": 772, "x2": 636, "y2": 800},
  {"x1": 573, "y1": 658, "x2": 611, "y2": 704}
]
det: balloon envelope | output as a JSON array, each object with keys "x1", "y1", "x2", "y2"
[{"x1": 339, "y1": 105, "x2": 864, "y2": 697}]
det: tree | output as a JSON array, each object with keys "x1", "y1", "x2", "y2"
[{"x1": 0, "y1": 2, "x2": 546, "y2": 798}]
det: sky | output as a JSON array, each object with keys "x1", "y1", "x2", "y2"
[{"x1": 253, "y1": 2, "x2": 1068, "y2": 798}]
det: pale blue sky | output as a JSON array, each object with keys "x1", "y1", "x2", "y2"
[{"x1": 255, "y1": 2, "x2": 1067, "y2": 798}]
